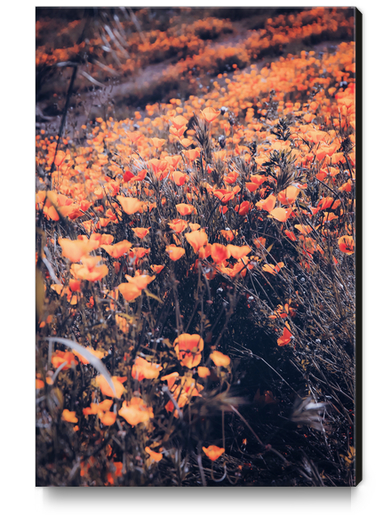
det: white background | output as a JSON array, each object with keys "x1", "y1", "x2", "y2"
[{"x1": 3, "y1": 1, "x2": 388, "y2": 513}]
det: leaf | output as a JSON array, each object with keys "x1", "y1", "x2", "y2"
[
  {"x1": 79, "y1": 70, "x2": 104, "y2": 88},
  {"x1": 42, "y1": 257, "x2": 61, "y2": 285},
  {"x1": 266, "y1": 243, "x2": 274, "y2": 254},
  {"x1": 92, "y1": 59, "x2": 119, "y2": 76},
  {"x1": 116, "y1": 313, "x2": 136, "y2": 324},
  {"x1": 91, "y1": 323, "x2": 108, "y2": 331},
  {"x1": 144, "y1": 290, "x2": 163, "y2": 303},
  {"x1": 46, "y1": 337, "x2": 118, "y2": 397},
  {"x1": 47, "y1": 387, "x2": 64, "y2": 416}
]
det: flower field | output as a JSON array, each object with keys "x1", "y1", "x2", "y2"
[{"x1": 36, "y1": 7, "x2": 358, "y2": 486}]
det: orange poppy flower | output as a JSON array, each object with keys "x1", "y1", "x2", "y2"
[
  {"x1": 73, "y1": 346, "x2": 106, "y2": 365},
  {"x1": 316, "y1": 170, "x2": 328, "y2": 181},
  {"x1": 185, "y1": 148, "x2": 201, "y2": 162},
  {"x1": 269, "y1": 304, "x2": 288, "y2": 320},
  {"x1": 278, "y1": 186, "x2": 300, "y2": 205},
  {"x1": 199, "y1": 243, "x2": 212, "y2": 260},
  {"x1": 51, "y1": 150, "x2": 66, "y2": 168},
  {"x1": 250, "y1": 175, "x2": 268, "y2": 185},
  {"x1": 176, "y1": 203, "x2": 195, "y2": 216},
  {"x1": 217, "y1": 190, "x2": 236, "y2": 204},
  {"x1": 70, "y1": 260, "x2": 109, "y2": 282},
  {"x1": 132, "y1": 227, "x2": 150, "y2": 239},
  {"x1": 246, "y1": 182, "x2": 259, "y2": 193},
  {"x1": 161, "y1": 372, "x2": 180, "y2": 390},
  {"x1": 339, "y1": 180, "x2": 353, "y2": 193},
  {"x1": 255, "y1": 194, "x2": 276, "y2": 212},
  {"x1": 62, "y1": 409, "x2": 78, "y2": 424},
  {"x1": 201, "y1": 107, "x2": 220, "y2": 123},
  {"x1": 99, "y1": 234, "x2": 115, "y2": 245},
  {"x1": 318, "y1": 197, "x2": 340, "y2": 210},
  {"x1": 168, "y1": 219, "x2": 188, "y2": 233},
  {"x1": 211, "y1": 243, "x2": 231, "y2": 264},
  {"x1": 93, "y1": 187, "x2": 104, "y2": 200},
  {"x1": 231, "y1": 256, "x2": 252, "y2": 278},
  {"x1": 185, "y1": 230, "x2": 208, "y2": 253},
  {"x1": 303, "y1": 113, "x2": 315, "y2": 123},
  {"x1": 172, "y1": 171, "x2": 188, "y2": 186},
  {"x1": 98, "y1": 217, "x2": 110, "y2": 228},
  {"x1": 236, "y1": 200, "x2": 251, "y2": 216},
  {"x1": 51, "y1": 350, "x2": 78, "y2": 370},
  {"x1": 294, "y1": 224, "x2": 313, "y2": 235},
  {"x1": 170, "y1": 115, "x2": 188, "y2": 130},
  {"x1": 83, "y1": 399, "x2": 113, "y2": 416},
  {"x1": 202, "y1": 445, "x2": 225, "y2": 461},
  {"x1": 170, "y1": 125, "x2": 186, "y2": 138},
  {"x1": 277, "y1": 323, "x2": 293, "y2": 346},
  {"x1": 189, "y1": 223, "x2": 201, "y2": 231},
  {"x1": 83, "y1": 400, "x2": 116, "y2": 425},
  {"x1": 117, "y1": 196, "x2": 144, "y2": 215},
  {"x1": 151, "y1": 264, "x2": 165, "y2": 274},
  {"x1": 166, "y1": 244, "x2": 185, "y2": 261},
  {"x1": 338, "y1": 235, "x2": 354, "y2": 255},
  {"x1": 58, "y1": 238, "x2": 92, "y2": 262},
  {"x1": 254, "y1": 155, "x2": 269, "y2": 167},
  {"x1": 150, "y1": 137, "x2": 166, "y2": 149},
  {"x1": 180, "y1": 137, "x2": 193, "y2": 148},
  {"x1": 96, "y1": 375, "x2": 126, "y2": 398},
  {"x1": 284, "y1": 230, "x2": 297, "y2": 241},
  {"x1": 132, "y1": 247, "x2": 150, "y2": 260},
  {"x1": 164, "y1": 375, "x2": 203, "y2": 417},
  {"x1": 210, "y1": 350, "x2": 231, "y2": 368},
  {"x1": 220, "y1": 229, "x2": 235, "y2": 242},
  {"x1": 101, "y1": 240, "x2": 132, "y2": 258},
  {"x1": 223, "y1": 171, "x2": 238, "y2": 185},
  {"x1": 118, "y1": 397, "x2": 154, "y2": 426},
  {"x1": 132, "y1": 356, "x2": 162, "y2": 381},
  {"x1": 323, "y1": 212, "x2": 339, "y2": 222},
  {"x1": 44, "y1": 205, "x2": 60, "y2": 221},
  {"x1": 226, "y1": 244, "x2": 251, "y2": 260},
  {"x1": 123, "y1": 170, "x2": 135, "y2": 182},
  {"x1": 331, "y1": 152, "x2": 345, "y2": 165},
  {"x1": 253, "y1": 237, "x2": 266, "y2": 248},
  {"x1": 174, "y1": 333, "x2": 204, "y2": 369},
  {"x1": 69, "y1": 279, "x2": 81, "y2": 292},
  {"x1": 50, "y1": 284, "x2": 78, "y2": 305},
  {"x1": 269, "y1": 207, "x2": 292, "y2": 222},
  {"x1": 133, "y1": 169, "x2": 148, "y2": 182},
  {"x1": 118, "y1": 282, "x2": 142, "y2": 301},
  {"x1": 99, "y1": 411, "x2": 117, "y2": 426},
  {"x1": 36, "y1": 377, "x2": 45, "y2": 389},
  {"x1": 80, "y1": 256, "x2": 103, "y2": 271},
  {"x1": 262, "y1": 262, "x2": 285, "y2": 275},
  {"x1": 148, "y1": 158, "x2": 168, "y2": 174},
  {"x1": 217, "y1": 263, "x2": 234, "y2": 278},
  {"x1": 145, "y1": 446, "x2": 163, "y2": 464},
  {"x1": 197, "y1": 366, "x2": 211, "y2": 378}
]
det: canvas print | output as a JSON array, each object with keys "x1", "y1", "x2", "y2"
[{"x1": 36, "y1": 7, "x2": 361, "y2": 486}]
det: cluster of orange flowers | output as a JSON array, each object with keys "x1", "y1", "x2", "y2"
[
  {"x1": 36, "y1": 13, "x2": 234, "y2": 82},
  {"x1": 36, "y1": 17, "x2": 356, "y2": 482},
  {"x1": 37, "y1": 7, "x2": 353, "y2": 98},
  {"x1": 127, "y1": 9, "x2": 353, "y2": 103},
  {"x1": 37, "y1": 39, "x2": 355, "y2": 326},
  {"x1": 244, "y1": 7, "x2": 354, "y2": 60}
]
